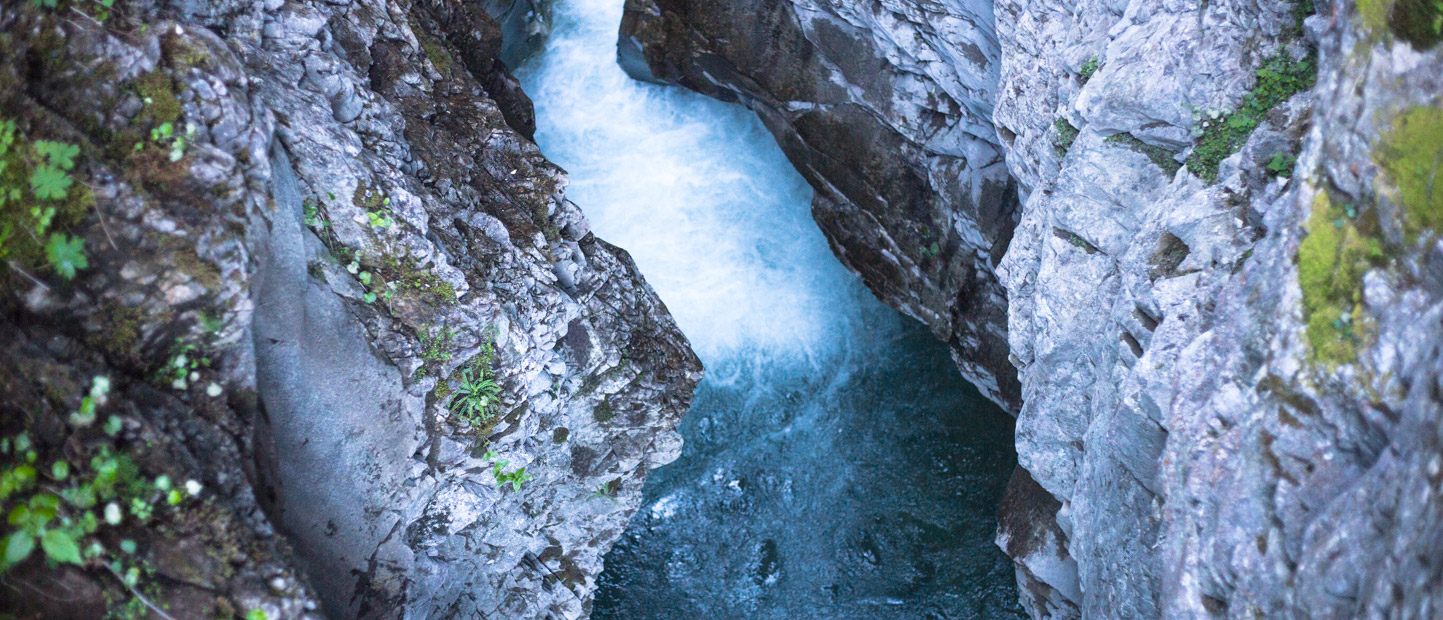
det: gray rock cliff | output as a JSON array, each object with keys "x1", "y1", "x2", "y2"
[
  {"x1": 621, "y1": 0, "x2": 1443, "y2": 618},
  {"x1": 0, "y1": 1, "x2": 699, "y2": 619}
]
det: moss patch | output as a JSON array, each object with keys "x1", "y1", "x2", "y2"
[
  {"x1": 1186, "y1": 52, "x2": 1316, "y2": 182},
  {"x1": 1106, "y1": 133, "x2": 1183, "y2": 176},
  {"x1": 1357, "y1": 0, "x2": 1443, "y2": 49},
  {"x1": 379, "y1": 251, "x2": 457, "y2": 307},
  {"x1": 131, "y1": 71, "x2": 181, "y2": 127},
  {"x1": 1297, "y1": 192, "x2": 1385, "y2": 366},
  {"x1": 1375, "y1": 106, "x2": 1443, "y2": 241}
]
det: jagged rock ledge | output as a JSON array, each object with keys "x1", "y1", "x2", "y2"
[
  {"x1": 0, "y1": 1, "x2": 699, "y2": 618},
  {"x1": 620, "y1": 0, "x2": 1443, "y2": 618}
]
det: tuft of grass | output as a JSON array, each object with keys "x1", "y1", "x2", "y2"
[
  {"x1": 1186, "y1": 52, "x2": 1316, "y2": 182},
  {"x1": 1374, "y1": 106, "x2": 1443, "y2": 241},
  {"x1": 1297, "y1": 192, "x2": 1385, "y2": 366}
]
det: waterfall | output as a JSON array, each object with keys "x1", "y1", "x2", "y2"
[{"x1": 517, "y1": 0, "x2": 1025, "y2": 617}]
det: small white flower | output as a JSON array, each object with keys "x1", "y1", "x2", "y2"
[
  {"x1": 175, "y1": 25, "x2": 185, "y2": 35},
  {"x1": 105, "y1": 502, "x2": 123, "y2": 525},
  {"x1": 174, "y1": 355, "x2": 189, "y2": 369},
  {"x1": 172, "y1": 378, "x2": 188, "y2": 391},
  {"x1": 206, "y1": 383, "x2": 223, "y2": 397},
  {"x1": 185, "y1": 480, "x2": 203, "y2": 496},
  {"x1": 189, "y1": 371, "x2": 200, "y2": 382}
]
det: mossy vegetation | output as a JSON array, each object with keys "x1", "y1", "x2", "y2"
[
  {"x1": 1186, "y1": 52, "x2": 1317, "y2": 182},
  {"x1": 131, "y1": 72, "x2": 181, "y2": 127},
  {"x1": 1374, "y1": 106, "x2": 1443, "y2": 241},
  {"x1": 0, "y1": 375, "x2": 207, "y2": 617},
  {"x1": 1357, "y1": 0, "x2": 1443, "y2": 49},
  {"x1": 1079, "y1": 56, "x2": 1100, "y2": 83},
  {"x1": 1106, "y1": 133, "x2": 1183, "y2": 176},
  {"x1": 1297, "y1": 192, "x2": 1385, "y2": 366},
  {"x1": 1053, "y1": 118, "x2": 1079, "y2": 157},
  {"x1": 0, "y1": 118, "x2": 94, "y2": 285}
]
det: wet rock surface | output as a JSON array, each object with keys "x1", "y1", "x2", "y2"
[
  {"x1": 0, "y1": 0, "x2": 699, "y2": 618},
  {"x1": 623, "y1": 0, "x2": 1443, "y2": 618}
]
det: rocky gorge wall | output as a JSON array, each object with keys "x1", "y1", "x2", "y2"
[
  {"x1": 621, "y1": 0, "x2": 1443, "y2": 618},
  {"x1": 0, "y1": 1, "x2": 699, "y2": 619}
]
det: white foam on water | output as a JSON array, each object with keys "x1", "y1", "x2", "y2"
[{"x1": 516, "y1": 0, "x2": 886, "y2": 369}]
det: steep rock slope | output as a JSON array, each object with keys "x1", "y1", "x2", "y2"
[
  {"x1": 620, "y1": 0, "x2": 1443, "y2": 618},
  {"x1": 618, "y1": 0, "x2": 1022, "y2": 411},
  {"x1": 995, "y1": 1, "x2": 1443, "y2": 618},
  {"x1": 0, "y1": 1, "x2": 699, "y2": 619}
]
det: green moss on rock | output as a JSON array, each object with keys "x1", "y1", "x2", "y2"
[
  {"x1": 1357, "y1": 0, "x2": 1443, "y2": 49},
  {"x1": 1375, "y1": 106, "x2": 1443, "y2": 241},
  {"x1": 1298, "y1": 192, "x2": 1384, "y2": 366},
  {"x1": 132, "y1": 71, "x2": 181, "y2": 126}
]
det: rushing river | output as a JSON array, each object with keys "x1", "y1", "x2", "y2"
[{"x1": 516, "y1": 1, "x2": 1025, "y2": 617}]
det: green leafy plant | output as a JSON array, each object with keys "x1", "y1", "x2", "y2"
[
  {"x1": 419, "y1": 325, "x2": 455, "y2": 365},
  {"x1": 1186, "y1": 52, "x2": 1316, "y2": 182},
  {"x1": 1, "y1": 119, "x2": 91, "y2": 282},
  {"x1": 303, "y1": 199, "x2": 328, "y2": 229},
  {"x1": 148, "y1": 122, "x2": 195, "y2": 162},
  {"x1": 1079, "y1": 56, "x2": 1100, "y2": 82},
  {"x1": 45, "y1": 233, "x2": 88, "y2": 280},
  {"x1": 1266, "y1": 152, "x2": 1298, "y2": 177},
  {"x1": 451, "y1": 362, "x2": 501, "y2": 427},
  {"x1": 1053, "y1": 118, "x2": 1080, "y2": 157},
  {"x1": 482, "y1": 452, "x2": 531, "y2": 492},
  {"x1": 366, "y1": 209, "x2": 394, "y2": 229},
  {"x1": 152, "y1": 340, "x2": 210, "y2": 390}
]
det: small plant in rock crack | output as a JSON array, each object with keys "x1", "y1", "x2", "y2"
[
  {"x1": 450, "y1": 343, "x2": 500, "y2": 428},
  {"x1": 1079, "y1": 56, "x2": 1100, "y2": 82},
  {"x1": 146, "y1": 122, "x2": 195, "y2": 162},
  {"x1": 303, "y1": 199, "x2": 328, "y2": 229},
  {"x1": 483, "y1": 452, "x2": 532, "y2": 492},
  {"x1": 1, "y1": 120, "x2": 91, "y2": 283},
  {"x1": 1266, "y1": 152, "x2": 1297, "y2": 178},
  {"x1": 152, "y1": 340, "x2": 210, "y2": 391},
  {"x1": 590, "y1": 480, "x2": 620, "y2": 502}
]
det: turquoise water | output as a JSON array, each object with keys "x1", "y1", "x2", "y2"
[{"x1": 516, "y1": 1, "x2": 1024, "y2": 617}]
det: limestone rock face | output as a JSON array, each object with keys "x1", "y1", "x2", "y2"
[
  {"x1": 622, "y1": 0, "x2": 1443, "y2": 618},
  {"x1": 995, "y1": 1, "x2": 1443, "y2": 617},
  {"x1": 619, "y1": 0, "x2": 1023, "y2": 411},
  {"x1": 0, "y1": 1, "x2": 699, "y2": 619}
]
